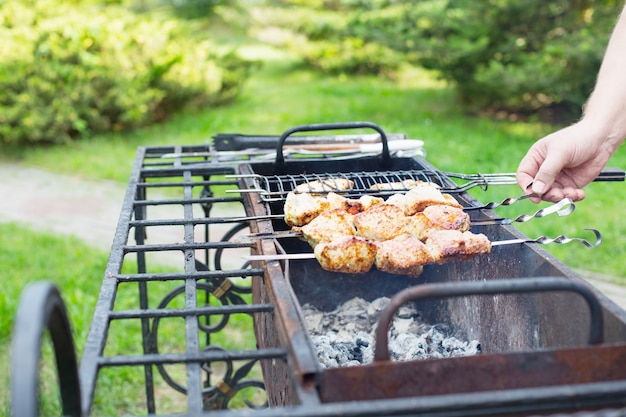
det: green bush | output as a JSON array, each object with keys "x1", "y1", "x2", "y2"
[
  {"x1": 405, "y1": 0, "x2": 620, "y2": 118},
  {"x1": 254, "y1": 3, "x2": 403, "y2": 76},
  {"x1": 0, "y1": 0, "x2": 254, "y2": 144},
  {"x1": 261, "y1": 0, "x2": 622, "y2": 120},
  {"x1": 299, "y1": 37, "x2": 402, "y2": 76}
]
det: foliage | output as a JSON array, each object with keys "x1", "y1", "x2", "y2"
[
  {"x1": 252, "y1": 3, "x2": 404, "y2": 76},
  {"x1": 4, "y1": 35, "x2": 626, "y2": 415},
  {"x1": 259, "y1": 0, "x2": 623, "y2": 120},
  {"x1": 404, "y1": 0, "x2": 621, "y2": 118},
  {"x1": 0, "y1": 0, "x2": 255, "y2": 145}
]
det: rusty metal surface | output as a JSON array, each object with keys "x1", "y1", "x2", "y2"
[
  {"x1": 320, "y1": 343, "x2": 626, "y2": 402},
  {"x1": 236, "y1": 153, "x2": 626, "y2": 416},
  {"x1": 238, "y1": 164, "x2": 321, "y2": 406}
]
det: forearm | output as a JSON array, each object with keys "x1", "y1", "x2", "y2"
[{"x1": 580, "y1": 5, "x2": 626, "y2": 152}]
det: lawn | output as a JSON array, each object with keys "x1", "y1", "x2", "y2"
[
  {"x1": 4, "y1": 39, "x2": 625, "y2": 281},
  {"x1": 2, "y1": 8, "x2": 626, "y2": 416}
]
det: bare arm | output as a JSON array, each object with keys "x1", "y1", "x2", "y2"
[{"x1": 517, "y1": 5, "x2": 626, "y2": 202}]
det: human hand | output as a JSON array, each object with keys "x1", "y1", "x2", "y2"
[{"x1": 516, "y1": 121, "x2": 614, "y2": 203}]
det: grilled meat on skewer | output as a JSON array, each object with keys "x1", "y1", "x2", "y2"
[
  {"x1": 404, "y1": 205, "x2": 470, "y2": 240},
  {"x1": 282, "y1": 179, "x2": 489, "y2": 276},
  {"x1": 283, "y1": 181, "x2": 461, "y2": 228},
  {"x1": 295, "y1": 209, "x2": 357, "y2": 248},
  {"x1": 293, "y1": 198, "x2": 470, "y2": 252},
  {"x1": 295, "y1": 178, "x2": 354, "y2": 195},
  {"x1": 402, "y1": 182, "x2": 462, "y2": 215},
  {"x1": 313, "y1": 229, "x2": 489, "y2": 275},
  {"x1": 424, "y1": 229, "x2": 492, "y2": 263},
  {"x1": 353, "y1": 203, "x2": 407, "y2": 241},
  {"x1": 374, "y1": 234, "x2": 434, "y2": 277},
  {"x1": 326, "y1": 192, "x2": 384, "y2": 214},
  {"x1": 284, "y1": 192, "x2": 331, "y2": 227},
  {"x1": 314, "y1": 235, "x2": 377, "y2": 274},
  {"x1": 369, "y1": 179, "x2": 424, "y2": 191}
]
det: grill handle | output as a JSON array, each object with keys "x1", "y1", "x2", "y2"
[
  {"x1": 274, "y1": 121, "x2": 391, "y2": 172},
  {"x1": 373, "y1": 277, "x2": 604, "y2": 362}
]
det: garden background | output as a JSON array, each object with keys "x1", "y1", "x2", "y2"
[{"x1": 2, "y1": 0, "x2": 626, "y2": 415}]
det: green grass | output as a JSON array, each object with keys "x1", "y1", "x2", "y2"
[
  {"x1": 3, "y1": 44, "x2": 625, "y2": 281},
  {"x1": 0, "y1": 222, "x2": 262, "y2": 416},
  {"x1": 3, "y1": 6, "x2": 626, "y2": 416}
]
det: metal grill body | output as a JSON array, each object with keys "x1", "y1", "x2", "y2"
[
  {"x1": 26, "y1": 126, "x2": 626, "y2": 417},
  {"x1": 78, "y1": 144, "x2": 286, "y2": 415},
  {"x1": 80, "y1": 142, "x2": 626, "y2": 415}
]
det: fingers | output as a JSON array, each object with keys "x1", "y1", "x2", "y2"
[
  {"x1": 541, "y1": 188, "x2": 585, "y2": 203},
  {"x1": 529, "y1": 145, "x2": 571, "y2": 195},
  {"x1": 517, "y1": 153, "x2": 586, "y2": 202}
]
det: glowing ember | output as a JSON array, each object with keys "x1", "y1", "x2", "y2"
[{"x1": 303, "y1": 297, "x2": 481, "y2": 368}]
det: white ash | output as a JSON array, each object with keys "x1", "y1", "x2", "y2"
[{"x1": 302, "y1": 297, "x2": 481, "y2": 368}]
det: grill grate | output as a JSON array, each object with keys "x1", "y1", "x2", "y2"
[
  {"x1": 231, "y1": 170, "x2": 521, "y2": 202},
  {"x1": 78, "y1": 144, "x2": 287, "y2": 415},
  {"x1": 20, "y1": 130, "x2": 625, "y2": 417}
]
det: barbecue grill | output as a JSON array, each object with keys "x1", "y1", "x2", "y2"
[{"x1": 10, "y1": 122, "x2": 626, "y2": 417}]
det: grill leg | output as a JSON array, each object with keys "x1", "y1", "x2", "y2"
[{"x1": 11, "y1": 281, "x2": 82, "y2": 417}]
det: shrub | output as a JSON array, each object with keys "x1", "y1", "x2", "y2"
[
  {"x1": 0, "y1": 0, "x2": 254, "y2": 144},
  {"x1": 261, "y1": 0, "x2": 622, "y2": 120},
  {"x1": 254, "y1": 2, "x2": 403, "y2": 76},
  {"x1": 298, "y1": 37, "x2": 402, "y2": 76},
  {"x1": 405, "y1": 0, "x2": 620, "y2": 118}
]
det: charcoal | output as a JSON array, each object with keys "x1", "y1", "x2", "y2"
[{"x1": 303, "y1": 296, "x2": 480, "y2": 368}]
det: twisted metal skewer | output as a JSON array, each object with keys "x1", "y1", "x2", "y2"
[
  {"x1": 492, "y1": 228, "x2": 602, "y2": 248},
  {"x1": 532, "y1": 228, "x2": 602, "y2": 247},
  {"x1": 498, "y1": 198, "x2": 575, "y2": 224},
  {"x1": 465, "y1": 193, "x2": 543, "y2": 210},
  {"x1": 467, "y1": 197, "x2": 575, "y2": 224}
]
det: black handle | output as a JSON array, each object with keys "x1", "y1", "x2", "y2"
[
  {"x1": 213, "y1": 134, "x2": 286, "y2": 151},
  {"x1": 11, "y1": 282, "x2": 82, "y2": 417},
  {"x1": 274, "y1": 122, "x2": 391, "y2": 171},
  {"x1": 212, "y1": 132, "x2": 406, "y2": 151},
  {"x1": 594, "y1": 167, "x2": 625, "y2": 182},
  {"x1": 373, "y1": 277, "x2": 604, "y2": 362}
]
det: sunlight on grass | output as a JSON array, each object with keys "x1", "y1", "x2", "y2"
[
  {"x1": 3, "y1": 6, "x2": 626, "y2": 415},
  {"x1": 3, "y1": 39, "x2": 625, "y2": 283},
  {"x1": 396, "y1": 64, "x2": 448, "y2": 90}
]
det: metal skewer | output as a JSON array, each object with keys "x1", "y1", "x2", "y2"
[
  {"x1": 471, "y1": 197, "x2": 575, "y2": 224},
  {"x1": 241, "y1": 229, "x2": 602, "y2": 262},
  {"x1": 490, "y1": 228, "x2": 602, "y2": 248},
  {"x1": 231, "y1": 198, "x2": 576, "y2": 244},
  {"x1": 221, "y1": 197, "x2": 574, "y2": 226}
]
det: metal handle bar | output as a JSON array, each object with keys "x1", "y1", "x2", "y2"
[
  {"x1": 442, "y1": 167, "x2": 625, "y2": 192},
  {"x1": 492, "y1": 228, "x2": 602, "y2": 248},
  {"x1": 470, "y1": 197, "x2": 575, "y2": 225},
  {"x1": 374, "y1": 277, "x2": 604, "y2": 362},
  {"x1": 274, "y1": 122, "x2": 391, "y2": 172},
  {"x1": 11, "y1": 282, "x2": 82, "y2": 417}
]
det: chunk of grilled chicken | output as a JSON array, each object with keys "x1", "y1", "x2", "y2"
[
  {"x1": 284, "y1": 192, "x2": 330, "y2": 227},
  {"x1": 295, "y1": 178, "x2": 354, "y2": 195},
  {"x1": 326, "y1": 192, "x2": 384, "y2": 214},
  {"x1": 314, "y1": 235, "x2": 377, "y2": 274},
  {"x1": 375, "y1": 234, "x2": 434, "y2": 277},
  {"x1": 369, "y1": 179, "x2": 424, "y2": 191},
  {"x1": 388, "y1": 182, "x2": 462, "y2": 215},
  {"x1": 424, "y1": 229, "x2": 491, "y2": 264},
  {"x1": 404, "y1": 205, "x2": 470, "y2": 240},
  {"x1": 294, "y1": 209, "x2": 356, "y2": 248},
  {"x1": 353, "y1": 203, "x2": 408, "y2": 241}
]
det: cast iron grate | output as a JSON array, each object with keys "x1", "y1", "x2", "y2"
[
  {"x1": 10, "y1": 127, "x2": 626, "y2": 417},
  {"x1": 78, "y1": 144, "x2": 286, "y2": 415}
]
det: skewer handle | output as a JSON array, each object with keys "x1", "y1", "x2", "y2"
[
  {"x1": 243, "y1": 229, "x2": 601, "y2": 262},
  {"x1": 243, "y1": 253, "x2": 315, "y2": 261},
  {"x1": 491, "y1": 228, "x2": 601, "y2": 248}
]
